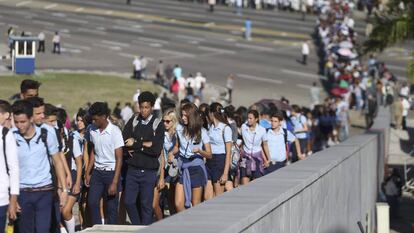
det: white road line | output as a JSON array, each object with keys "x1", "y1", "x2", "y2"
[
  {"x1": 66, "y1": 18, "x2": 89, "y2": 24},
  {"x1": 160, "y1": 49, "x2": 195, "y2": 58},
  {"x1": 16, "y1": 1, "x2": 31, "y2": 7},
  {"x1": 78, "y1": 28, "x2": 107, "y2": 35},
  {"x1": 297, "y1": 84, "x2": 314, "y2": 89},
  {"x1": 105, "y1": 10, "x2": 113, "y2": 15},
  {"x1": 64, "y1": 43, "x2": 91, "y2": 51},
  {"x1": 179, "y1": 12, "x2": 203, "y2": 18},
  {"x1": 52, "y1": 13, "x2": 66, "y2": 17},
  {"x1": 387, "y1": 64, "x2": 407, "y2": 72},
  {"x1": 118, "y1": 53, "x2": 154, "y2": 61},
  {"x1": 175, "y1": 35, "x2": 205, "y2": 42},
  {"x1": 237, "y1": 74, "x2": 283, "y2": 84},
  {"x1": 235, "y1": 43, "x2": 275, "y2": 52},
  {"x1": 85, "y1": 15, "x2": 105, "y2": 20},
  {"x1": 198, "y1": 46, "x2": 236, "y2": 54},
  {"x1": 75, "y1": 7, "x2": 84, "y2": 12},
  {"x1": 101, "y1": 40, "x2": 130, "y2": 48},
  {"x1": 112, "y1": 25, "x2": 143, "y2": 33},
  {"x1": 33, "y1": 20, "x2": 55, "y2": 26},
  {"x1": 137, "y1": 37, "x2": 169, "y2": 44},
  {"x1": 44, "y1": 3, "x2": 58, "y2": 9},
  {"x1": 281, "y1": 69, "x2": 321, "y2": 79}
]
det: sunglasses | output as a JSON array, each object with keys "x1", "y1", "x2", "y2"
[{"x1": 163, "y1": 120, "x2": 172, "y2": 124}]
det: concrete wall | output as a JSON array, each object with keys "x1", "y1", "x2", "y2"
[{"x1": 138, "y1": 107, "x2": 390, "y2": 233}]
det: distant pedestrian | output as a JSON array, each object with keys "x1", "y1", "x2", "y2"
[
  {"x1": 140, "y1": 56, "x2": 148, "y2": 79},
  {"x1": 37, "y1": 32, "x2": 45, "y2": 53},
  {"x1": 301, "y1": 40, "x2": 309, "y2": 65},
  {"x1": 156, "y1": 60, "x2": 165, "y2": 86},
  {"x1": 194, "y1": 72, "x2": 206, "y2": 101},
  {"x1": 245, "y1": 18, "x2": 252, "y2": 41},
  {"x1": 132, "y1": 56, "x2": 142, "y2": 80},
  {"x1": 208, "y1": 0, "x2": 216, "y2": 12},
  {"x1": 226, "y1": 74, "x2": 235, "y2": 104},
  {"x1": 235, "y1": 0, "x2": 243, "y2": 15},
  {"x1": 52, "y1": 31, "x2": 61, "y2": 54},
  {"x1": 402, "y1": 96, "x2": 410, "y2": 130}
]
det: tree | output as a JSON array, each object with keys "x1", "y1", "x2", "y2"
[{"x1": 363, "y1": 0, "x2": 414, "y2": 83}]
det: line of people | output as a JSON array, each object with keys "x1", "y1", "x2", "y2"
[{"x1": 1, "y1": 77, "x2": 338, "y2": 232}]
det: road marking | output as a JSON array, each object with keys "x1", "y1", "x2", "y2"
[
  {"x1": 297, "y1": 84, "x2": 314, "y2": 89},
  {"x1": 64, "y1": 43, "x2": 91, "y2": 51},
  {"x1": 149, "y1": 43, "x2": 162, "y2": 48},
  {"x1": 226, "y1": 38, "x2": 237, "y2": 42},
  {"x1": 60, "y1": 47, "x2": 82, "y2": 54},
  {"x1": 101, "y1": 40, "x2": 130, "y2": 48},
  {"x1": 237, "y1": 74, "x2": 283, "y2": 84},
  {"x1": 160, "y1": 49, "x2": 195, "y2": 58},
  {"x1": 235, "y1": 43, "x2": 275, "y2": 52},
  {"x1": 387, "y1": 64, "x2": 407, "y2": 72},
  {"x1": 175, "y1": 35, "x2": 205, "y2": 42},
  {"x1": 137, "y1": 37, "x2": 169, "y2": 44},
  {"x1": 75, "y1": 7, "x2": 84, "y2": 12},
  {"x1": 78, "y1": 28, "x2": 107, "y2": 35},
  {"x1": 44, "y1": 3, "x2": 58, "y2": 9},
  {"x1": 33, "y1": 20, "x2": 55, "y2": 26},
  {"x1": 85, "y1": 15, "x2": 105, "y2": 20},
  {"x1": 112, "y1": 25, "x2": 143, "y2": 33},
  {"x1": 105, "y1": 10, "x2": 113, "y2": 15},
  {"x1": 179, "y1": 12, "x2": 203, "y2": 18},
  {"x1": 198, "y1": 46, "x2": 236, "y2": 54},
  {"x1": 16, "y1": 1, "x2": 31, "y2": 7},
  {"x1": 281, "y1": 69, "x2": 321, "y2": 79},
  {"x1": 52, "y1": 12, "x2": 66, "y2": 17},
  {"x1": 118, "y1": 53, "x2": 154, "y2": 61},
  {"x1": 66, "y1": 18, "x2": 89, "y2": 24}
]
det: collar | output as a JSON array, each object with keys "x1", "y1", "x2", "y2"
[
  {"x1": 94, "y1": 120, "x2": 112, "y2": 135},
  {"x1": 211, "y1": 122, "x2": 225, "y2": 131},
  {"x1": 269, "y1": 127, "x2": 284, "y2": 135},
  {"x1": 141, "y1": 114, "x2": 153, "y2": 125}
]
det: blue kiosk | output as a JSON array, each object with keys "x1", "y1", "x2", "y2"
[{"x1": 10, "y1": 36, "x2": 38, "y2": 74}]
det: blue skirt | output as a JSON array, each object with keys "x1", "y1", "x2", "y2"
[{"x1": 206, "y1": 154, "x2": 226, "y2": 183}]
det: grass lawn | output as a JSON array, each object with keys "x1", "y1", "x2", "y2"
[{"x1": 0, "y1": 73, "x2": 161, "y2": 117}]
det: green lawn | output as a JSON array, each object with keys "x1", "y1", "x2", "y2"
[{"x1": 0, "y1": 73, "x2": 161, "y2": 117}]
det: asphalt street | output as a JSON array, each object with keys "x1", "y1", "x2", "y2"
[{"x1": 0, "y1": 0, "x2": 411, "y2": 106}]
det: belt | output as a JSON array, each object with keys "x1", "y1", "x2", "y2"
[
  {"x1": 20, "y1": 184, "x2": 54, "y2": 192},
  {"x1": 94, "y1": 167, "x2": 115, "y2": 171},
  {"x1": 270, "y1": 160, "x2": 286, "y2": 165}
]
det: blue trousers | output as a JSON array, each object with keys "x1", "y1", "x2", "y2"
[
  {"x1": 265, "y1": 161, "x2": 286, "y2": 175},
  {"x1": 88, "y1": 170, "x2": 120, "y2": 225},
  {"x1": 17, "y1": 190, "x2": 53, "y2": 233},
  {"x1": 124, "y1": 168, "x2": 157, "y2": 225},
  {"x1": 0, "y1": 205, "x2": 7, "y2": 233}
]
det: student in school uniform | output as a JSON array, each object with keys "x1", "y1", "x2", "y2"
[
  {"x1": 0, "y1": 118, "x2": 19, "y2": 233},
  {"x1": 122, "y1": 92, "x2": 164, "y2": 225},
  {"x1": 85, "y1": 102, "x2": 124, "y2": 225},
  {"x1": 174, "y1": 103, "x2": 212, "y2": 212},
  {"x1": 61, "y1": 109, "x2": 87, "y2": 233},
  {"x1": 206, "y1": 103, "x2": 232, "y2": 196},
  {"x1": 265, "y1": 111, "x2": 303, "y2": 174},
  {"x1": 239, "y1": 110, "x2": 270, "y2": 185},
  {"x1": 11, "y1": 100, "x2": 68, "y2": 233}
]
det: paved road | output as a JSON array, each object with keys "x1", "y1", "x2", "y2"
[{"x1": 0, "y1": 0, "x2": 410, "y2": 106}]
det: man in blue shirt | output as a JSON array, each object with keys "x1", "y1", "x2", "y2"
[
  {"x1": 12, "y1": 100, "x2": 68, "y2": 233},
  {"x1": 85, "y1": 102, "x2": 124, "y2": 225}
]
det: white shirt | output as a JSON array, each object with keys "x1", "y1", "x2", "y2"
[
  {"x1": 177, "y1": 77, "x2": 186, "y2": 91},
  {"x1": 133, "y1": 58, "x2": 141, "y2": 71},
  {"x1": 186, "y1": 77, "x2": 196, "y2": 89},
  {"x1": 302, "y1": 42, "x2": 309, "y2": 55},
  {"x1": 176, "y1": 124, "x2": 210, "y2": 159},
  {"x1": 52, "y1": 34, "x2": 60, "y2": 43},
  {"x1": 402, "y1": 98, "x2": 410, "y2": 116},
  {"x1": 89, "y1": 121, "x2": 124, "y2": 170},
  {"x1": 208, "y1": 123, "x2": 232, "y2": 154},
  {"x1": 154, "y1": 97, "x2": 161, "y2": 111},
  {"x1": 133, "y1": 91, "x2": 140, "y2": 103},
  {"x1": 400, "y1": 86, "x2": 409, "y2": 97},
  {"x1": 71, "y1": 131, "x2": 85, "y2": 171},
  {"x1": 241, "y1": 123, "x2": 267, "y2": 154},
  {"x1": 38, "y1": 32, "x2": 45, "y2": 41},
  {"x1": 121, "y1": 106, "x2": 133, "y2": 123},
  {"x1": 0, "y1": 126, "x2": 19, "y2": 206},
  {"x1": 194, "y1": 75, "x2": 206, "y2": 91},
  {"x1": 267, "y1": 127, "x2": 296, "y2": 162}
]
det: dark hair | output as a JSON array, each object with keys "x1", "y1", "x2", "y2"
[
  {"x1": 26, "y1": 97, "x2": 44, "y2": 108},
  {"x1": 12, "y1": 100, "x2": 33, "y2": 118},
  {"x1": 235, "y1": 106, "x2": 248, "y2": 123},
  {"x1": 180, "y1": 103, "x2": 203, "y2": 141},
  {"x1": 44, "y1": 103, "x2": 58, "y2": 117},
  {"x1": 56, "y1": 108, "x2": 68, "y2": 127},
  {"x1": 291, "y1": 105, "x2": 301, "y2": 114},
  {"x1": 76, "y1": 108, "x2": 87, "y2": 120},
  {"x1": 209, "y1": 102, "x2": 228, "y2": 125},
  {"x1": 224, "y1": 105, "x2": 235, "y2": 119},
  {"x1": 180, "y1": 99, "x2": 191, "y2": 107},
  {"x1": 198, "y1": 103, "x2": 210, "y2": 130},
  {"x1": 270, "y1": 110, "x2": 284, "y2": 121},
  {"x1": 20, "y1": 79, "x2": 41, "y2": 94},
  {"x1": 0, "y1": 100, "x2": 11, "y2": 114},
  {"x1": 89, "y1": 102, "x2": 110, "y2": 117},
  {"x1": 247, "y1": 109, "x2": 259, "y2": 122},
  {"x1": 138, "y1": 91, "x2": 156, "y2": 106}
]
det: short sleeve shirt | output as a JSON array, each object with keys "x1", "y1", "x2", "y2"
[
  {"x1": 208, "y1": 122, "x2": 232, "y2": 154},
  {"x1": 13, "y1": 125, "x2": 59, "y2": 188},
  {"x1": 176, "y1": 124, "x2": 210, "y2": 159},
  {"x1": 267, "y1": 128, "x2": 296, "y2": 162},
  {"x1": 241, "y1": 123, "x2": 267, "y2": 154},
  {"x1": 291, "y1": 114, "x2": 307, "y2": 139},
  {"x1": 89, "y1": 121, "x2": 124, "y2": 170},
  {"x1": 71, "y1": 131, "x2": 85, "y2": 171}
]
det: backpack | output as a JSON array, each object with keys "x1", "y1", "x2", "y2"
[
  {"x1": 221, "y1": 125, "x2": 240, "y2": 172},
  {"x1": 132, "y1": 115, "x2": 162, "y2": 134},
  {"x1": 2, "y1": 127, "x2": 9, "y2": 175},
  {"x1": 267, "y1": 128, "x2": 289, "y2": 161},
  {"x1": 36, "y1": 128, "x2": 57, "y2": 188}
]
